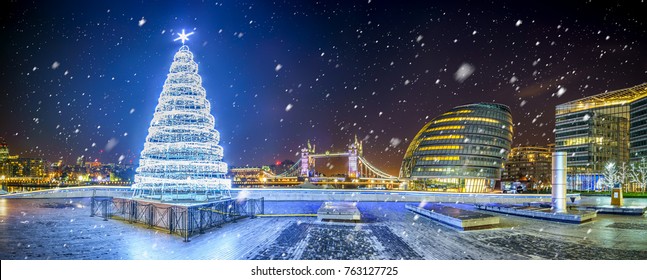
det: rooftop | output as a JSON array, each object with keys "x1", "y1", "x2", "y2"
[{"x1": 556, "y1": 83, "x2": 647, "y2": 115}]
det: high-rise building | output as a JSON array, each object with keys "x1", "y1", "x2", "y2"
[
  {"x1": 400, "y1": 103, "x2": 513, "y2": 193},
  {"x1": 555, "y1": 83, "x2": 647, "y2": 190},
  {"x1": 501, "y1": 146, "x2": 553, "y2": 189}
]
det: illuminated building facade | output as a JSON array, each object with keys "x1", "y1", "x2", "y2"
[
  {"x1": 0, "y1": 141, "x2": 48, "y2": 179},
  {"x1": 0, "y1": 139, "x2": 8, "y2": 162},
  {"x1": 501, "y1": 146, "x2": 553, "y2": 189},
  {"x1": 400, "y1": 103, "x2": 513, "y2": 193},
  {"x1": 555, "y1": 83, "x2": 647, "y2": 190},
  {"x1": 0, "y1": 140, "x2": 8, "y2": 179},
  {"x1": 3, "y1": 157, "x2": 48, "y2": 178},
  {"x1": 631, "y1": 93, "x2": 647, "y2": 160}
]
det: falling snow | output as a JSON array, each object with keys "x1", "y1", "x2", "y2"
[
  {"x1": 557, "y1": 87, "x2": 567, "y2": 97},
  {"x1": 454, "y1": 63, "x2": 475, "y2": 83},
  {"x1": 0, "y1": 0, "x2": 645, "y2": 174},
  {"x1": 389, "y1": 138, "x2": 401, "y2": 148}
]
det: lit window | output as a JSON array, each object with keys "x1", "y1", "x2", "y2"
[
  {"x1": 419, "y1": 145, "x2": 461, "y2": 151},
  {"x1": 421, "y1": 135, "x2": 464, "y2": 141},
  {"x1": 433, "y1": 117, "x2": 499, "y2": 124},
  {"x1": 441, "y1": 110, "x2": 473, "y2": 115},
  {"x1": 421, "y1": 156, "x2": 460, "y2": 161},
  {"x1": 559, "y1": 137, "x2": 605, "y2": 146},
  {"x1": 426, "y1": 125, "x2": 465, "y2": 132}
]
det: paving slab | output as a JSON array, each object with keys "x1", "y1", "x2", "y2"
[
  {"x1": 317, "y1": 201, "x2": 361, "y2": 221},
  {"x1": 476, "y1": 203, "x2": 596, "y2": 223},
  {"x1": 406, "y1": 203, "x2": 499, "y2": 230}
]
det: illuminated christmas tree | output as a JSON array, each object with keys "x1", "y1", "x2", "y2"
[{"x1": 133, "y1": 31, "x2": 230, "y2": 201}]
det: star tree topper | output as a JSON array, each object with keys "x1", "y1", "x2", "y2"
[{"x1": 174, "y1": 29, "x2": 195, "y2": 44}]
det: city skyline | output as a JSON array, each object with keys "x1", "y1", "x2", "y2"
[{"x1": 1, "y1": 0, "x2": 646, "y2": 175}]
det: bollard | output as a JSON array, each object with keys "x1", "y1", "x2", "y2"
[{"x1": 552, "y1": 152, "x2": 567, "y2": 213}]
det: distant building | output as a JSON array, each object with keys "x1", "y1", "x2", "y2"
[
  {"x1": 0, "y1": 139, "x2": 8, "y2": 162},
  {"x1": 0, "y1": 140, "x2": 9, "y2": 177},
  {"x1": 0, "y1": 141, "x2": 48, "y2": 178},
  {"x1": 502, "y1": 146, "x2": 553, "y2": 190},
  {"x1": 4, "y1": 157, "x2": 48, "y2": 178},
  {"x1": 555, "y1": 83, "x2": 647, "y2": 190},
  {"x1": 400, "y1": 103, "x2": 513, "y2": 192},
  {"x1": 228, "y1": 166, "x2": 299, "y2": 187},
  {"x1": 229, "y1": 166, "x2": 274, "y2": 184}
]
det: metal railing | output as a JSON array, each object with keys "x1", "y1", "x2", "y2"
[{"x1": 90, "y1": 196, "x2": 264, "y2": 242}]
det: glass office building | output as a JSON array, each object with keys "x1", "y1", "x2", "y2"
[
  {"x1": 400, "y1": 103, "x2": 513, "y2": 193},
  {"x1": 555, "y1": 83, "x2": 647, "y2": 190},
  {"x1": 631, "y1": 93, "x2": 647, "y2": 160}
]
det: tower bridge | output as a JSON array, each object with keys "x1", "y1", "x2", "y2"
[{"x1": 232, "y1": 137, "x2": 403, "y2": 189}]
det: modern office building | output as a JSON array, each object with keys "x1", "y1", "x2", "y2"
[
  {"x1": 501, "y1": 146, "x2": 553, "y2": 190},
  {"x1": 555, "y1": 83, "x2": 647, "y2": 190},
  {"x1": 631, "y1": 91, "x2": 647, "y2": 160},
  {"x1": 400, "y1": 103, "x2": 513, "y2": 192}
]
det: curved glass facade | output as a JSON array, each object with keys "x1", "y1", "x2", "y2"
[{"x1": 400, "y1": 103, "x2": 513, "y2": 192}]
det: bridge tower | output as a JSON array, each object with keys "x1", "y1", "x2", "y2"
[
  {"x1": 300, "y1": 140, "x2": 316, "y2": 177},
  {"x1": 348, "y1": 135, "x2": 362, "y2": 178},
  {"x1": 300, "y1": 147, "x2": 309, "y2": 177}
]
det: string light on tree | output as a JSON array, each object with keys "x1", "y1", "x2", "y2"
[{"x1": 133, "y1": 30, "x2": 230, "y2": 200}]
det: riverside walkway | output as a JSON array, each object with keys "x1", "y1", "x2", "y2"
[{"x1": 0, "y1": 198, "x2": 645, "y2": 260}]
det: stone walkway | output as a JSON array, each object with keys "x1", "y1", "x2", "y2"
[{"x1": 0, "y1": 199, "x2": 645, "y2": 259}]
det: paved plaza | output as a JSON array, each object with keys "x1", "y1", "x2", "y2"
[{"x1": 0, "y1": 198, "x2": 645, "y2": 260}]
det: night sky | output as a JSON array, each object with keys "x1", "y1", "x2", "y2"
[{"x1": 1, "y1": 0, "x2": 645, "y2": 175}]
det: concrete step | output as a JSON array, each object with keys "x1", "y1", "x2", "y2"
[
  {"x1": 406, "y1": 203, "x2": 499, "y2": 230},
  {"x1": 574, "y1": 205, "x2": 646, "y2": 215}
]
